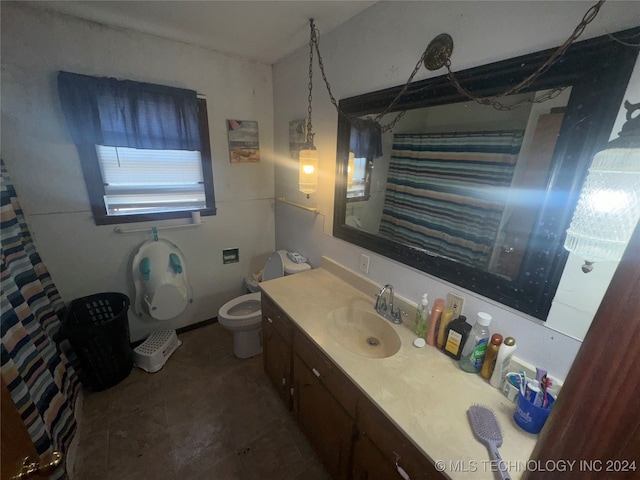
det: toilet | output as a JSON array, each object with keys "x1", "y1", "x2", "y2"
[{"x1": 218, "y1": 250, "x2": 310, "y2": 358}]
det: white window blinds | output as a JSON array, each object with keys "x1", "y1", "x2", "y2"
[{"x1": 96, "y1": 145, "x2": 206, "y2": 215}]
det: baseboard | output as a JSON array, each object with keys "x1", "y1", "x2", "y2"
[
  {"x1": 176, "y1": 317, "x2": 218, "y2": 334},
  {"x1": 130, "y1": 317, "x2": 218, "y2": 348}
]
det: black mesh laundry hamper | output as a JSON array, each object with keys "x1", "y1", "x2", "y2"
[{"x1": 60, "y1": 292, "x2": 133, "y2": 391}]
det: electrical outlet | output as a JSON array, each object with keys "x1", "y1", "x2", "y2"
[
  {"x1": 359, "y1": 254, "x2": 370, "y2": 274},
  {"x1": 446, "y1": 293, "x2": 465, "y2": 317}
]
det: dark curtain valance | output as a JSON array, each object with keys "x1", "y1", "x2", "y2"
[
  {"x1": 57, "y1": 71, "x2": 201, "y2": 151},
  {"x1": 350, "y1": 119, "x2": 382, "y2": 158}
]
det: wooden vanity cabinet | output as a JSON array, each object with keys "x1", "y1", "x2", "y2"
[
  {"x1": 261, "y1": 294, "x2": 446, "y2": 480},
  {"x1": 261, "y1": 295, "x2": 293, "y2": 410}
]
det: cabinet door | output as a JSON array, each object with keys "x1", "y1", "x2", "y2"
[
  {"x1": 354, "y1": 396, "x2": 446, "y2": 480},
  {"x1": 293, "y1": 353, "x2": 354, "y2": 480},
  {"x1": 262, "y1": 315, "x2": 291, "y2": 409},
  {"x1": 262, "y1": 295, "x2": 294, "y2": 409},
  {"x1": 352, "y1": 431, "x2": 402, "y2": 480}
]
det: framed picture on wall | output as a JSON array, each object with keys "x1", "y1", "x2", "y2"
[{"x1": 227, "y1": 119, "x2": 260, "y2": 163}]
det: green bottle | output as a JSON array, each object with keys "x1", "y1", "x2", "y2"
[
  {"x1": 414, "y1": 294, "x2": 429, "y2": 338},
  {"x1": 459, "y1": 312, "x2": 492, "y2": 373}
]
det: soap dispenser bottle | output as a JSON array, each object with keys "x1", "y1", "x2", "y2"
[{"x1": 414, "y1": 294, "x2": 429, "y2": 337}]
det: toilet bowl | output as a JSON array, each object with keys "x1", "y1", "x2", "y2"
[
  {"x1": 217, "y1": 250, "x2": 310, "y2": 358},
  {"x1": 217, "y1": 292, "x2": 262, "y2": 358}
]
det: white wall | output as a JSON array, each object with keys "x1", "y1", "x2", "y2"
[
  {"x1": 273, "y1": 1, "x2": 640, "y2": 380},
  {"x1": 1, "y1": 4, "x2": 276, "y2": 341}
]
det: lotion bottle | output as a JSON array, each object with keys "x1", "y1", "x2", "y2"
[
  {"x1": 489, "y1": 336, "x2": 517, "y2": 388},
  {"x1": 425, "y1": 298, "x2": 444, "y2": 346},
  {"x1": 436, "y1": 308, "x2": 454, "y2": 350},
  {"x1": 481, "y1": 333, "x2": 503, "y2": 379},
  {"x1": 414, "y1": 294, "x2": 429, "y2": 337}
]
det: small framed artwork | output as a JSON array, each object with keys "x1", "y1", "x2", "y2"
[
  {"x1": 289, "y1": 118, "x2": 309, "y2": 158},
  {"x1": 227, "y1": 119, "x2": 260, "y2": 163}
]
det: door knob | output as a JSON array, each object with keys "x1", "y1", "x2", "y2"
[{"x1": 11, "y1": 451, "x2": 63, "y2": 479}]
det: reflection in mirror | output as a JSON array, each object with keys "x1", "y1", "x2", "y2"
[
  {"x1": 347, "y1": 89, "x2": 572, "y2": 281},
  {"x1": 334, "y1": 29, "x2": 639, "y2": 320},
  {"x1": 346, "y1": 155, "x2": 373, "y2": 203}
]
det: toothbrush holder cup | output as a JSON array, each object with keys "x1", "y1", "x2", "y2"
[{"x1": 514, "y1": 390, "x2": 555, "y2": 434}]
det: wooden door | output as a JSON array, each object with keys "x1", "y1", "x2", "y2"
[
  {"x1": 1, "y1": 378, "x2": 59, "y2": 480},
  {"x1": 524, "y1": 221, "x2": 640, "y2": 478},
  {"x1": 493, "y1": 110, "x2": 565, "y2": 278}
]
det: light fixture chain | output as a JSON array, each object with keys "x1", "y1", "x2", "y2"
[
  {"x1": 307, "y1": 0, "x2": 606, "y2": 138},
  {"x1": 312, "y1": 24, "x2": 341, "y2": 117},
  {"x1": 306, "y1": 21, "x2": 315, "y2": 145},
  {"x1": 310, "y1": 20, "x2": 417, "y2": 133},
  {"x1": 445, "y1": 0, "x2": 605, "y2": 110},
  {"x1": 373, "y1": 55, "x2": 424, "y2": 128}
]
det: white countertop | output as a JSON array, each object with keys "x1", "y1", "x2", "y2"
[{"x1": 260, "y1": 258, "x2": 539, "y2": 480}]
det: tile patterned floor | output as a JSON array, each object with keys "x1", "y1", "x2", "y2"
[{"x1": 73, "y1": 323, "x2": 330, "y2": 480}]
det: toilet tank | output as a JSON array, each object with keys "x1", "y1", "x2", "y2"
[{"x1": 263, "y1": 250, "x2": 310, "y2": 281}]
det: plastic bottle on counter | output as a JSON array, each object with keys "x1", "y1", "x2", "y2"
[
  {"x1": 414, "y1": 294, "x2": 429, "y2": 338},
  {"x1": 443, "y1": 315, "x2": 471, "y2": 360},
  {"x1": 459, "y1": 312, "x2": 492, "y2": 373},
  {"x1": 480, "y1": 333, "x2": 503, "y2": 379},
  {"x1": 436, "y1": 308, "x2": 454, "y2": 350},
  {"x1": 489, "y1": 336, "x2": 517, "y2": 388},
  {"x1": 425, "y1": 298, "x2": 444, "y2": 346}
]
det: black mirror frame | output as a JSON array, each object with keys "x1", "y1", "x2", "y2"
[{"x1": 334, "y1": 28, "x2": 639, "y2": 320}]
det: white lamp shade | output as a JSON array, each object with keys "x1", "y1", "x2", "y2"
[
  {"x1": 565, "y1": 147, "x2": 640, "y2": 263},
  {"x1": 299, "y1": 148, "x2": 318, "y2": 195}
]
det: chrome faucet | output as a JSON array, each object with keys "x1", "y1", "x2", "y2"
[{"x1": 374, "y1": 284, "x2": 402, "y2": 324}]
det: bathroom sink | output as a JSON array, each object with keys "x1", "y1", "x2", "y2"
[{"x1": 327, "y1": 307, "x2": 401, "y2": 358}]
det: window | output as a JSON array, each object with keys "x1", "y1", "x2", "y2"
[
  {"x1": 97, "y1": 146, "x2": 206, "y2": 216},
  {"x1": 58, "y1": 72, "x2": 215, "y2": 225},
  {"x1": 79, "y1": 98, "x2": 215, "y2": 224},
  {"x1": 346, "y1": 156, "x2": 372, "y2": 202}
]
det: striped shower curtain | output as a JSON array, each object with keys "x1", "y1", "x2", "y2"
[
  {"x1": 1, "y1": 160, "x2": 79, "y2": 478},
  {"x1": 380, "y1": 131, "x2": 523, "y2": 269}
]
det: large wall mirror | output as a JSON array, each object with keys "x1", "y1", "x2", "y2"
[{"x1": 334, "y1": 29, "x2": 639, "y2": 320}]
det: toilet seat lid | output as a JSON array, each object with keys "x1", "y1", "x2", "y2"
[{"x1": 263, "y1": 251, "x2": 284, "y2": 281}]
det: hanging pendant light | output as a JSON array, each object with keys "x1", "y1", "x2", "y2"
[
  {"x1": 565, "y1": 100, "x2": 640, "y2": 272},
  {"x1": 299, "y1": 147, "x2": 318, "y2": 197},
  {"x1": 299, "y1": 20, "x2": 319, "y2": 198}
]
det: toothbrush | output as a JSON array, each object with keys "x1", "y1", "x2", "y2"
[
  {"x1": 468, "y1": 405, "x2": 511, "y2": 480},
  {"x1": 519, "y1": 370, "x2": 526, "y2": 395},
  {"x1": 541, "y1": 376, "x2": 553, "y2": 408}
]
